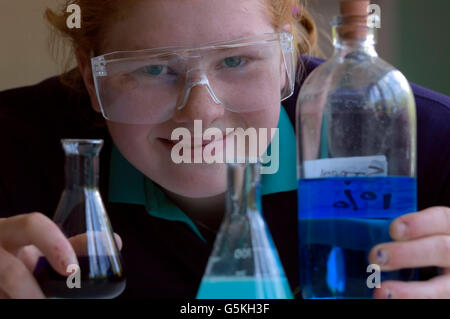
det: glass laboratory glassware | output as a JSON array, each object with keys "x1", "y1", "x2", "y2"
[
  {"x1": 196, "y1": 161, "x2": 293, "y2": 299},
  {"x1": 33, "y1": 139, "x2": 126, "y2": 298},
  {"x1": 296, "y1": 0, "x2": 417, "y2": 299}
]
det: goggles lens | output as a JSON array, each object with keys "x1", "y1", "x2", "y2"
[{"x1": 92, "y1": 32, "x2": 295, "y2": 124}]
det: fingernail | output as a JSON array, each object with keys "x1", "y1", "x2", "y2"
[
  {"x1": 386, "y1": 290, "x2": 393, "y2": 299},
  {"x1": 377, "y1": 249, "x2": 388, "y2": 266},
  {"x1": 63, "y1": 255, "x2": 78, "y2": 272},
  {"x1": 395, "y1": 222, "x2": 408, "y2": 239}
]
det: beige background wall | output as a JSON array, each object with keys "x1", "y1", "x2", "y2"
[{"x1": 0, "y1": 0, "x2": 65, "y2": 91}]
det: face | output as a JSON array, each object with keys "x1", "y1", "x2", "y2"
[{"x1": 83, "y1": 0, "x2": 283, "y2": 198}]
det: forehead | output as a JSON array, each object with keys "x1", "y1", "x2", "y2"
[{"x1": 101, "y1": 0, "x2": 274, "y2": 53}]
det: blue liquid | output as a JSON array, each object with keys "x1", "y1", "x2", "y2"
[
  {"x1": 196, "y1": 276, "x2": 293, "y2": 299},
  {"x1": 298, "y1": 177, "x2": 417, "y2": 299}
]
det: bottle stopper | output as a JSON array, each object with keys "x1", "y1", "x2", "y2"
[
  {"x1": 338, "y1": 0, "x2": 370, "y2": 40},
  {"x1": 340, "y1": 0, "x2": 370, "y2": 16}
]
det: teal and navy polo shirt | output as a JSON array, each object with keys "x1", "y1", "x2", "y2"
[{"x1": 108, "y1": 106, "x2": 297, "y2": 242}]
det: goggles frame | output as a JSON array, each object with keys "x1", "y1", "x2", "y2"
[{"x1": 91, "y1": 32, "x2": 295, "y2": 124}]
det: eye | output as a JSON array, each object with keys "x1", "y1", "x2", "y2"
[
  {"x1": 222, "y1": 56, "x2": 245, "y2": 68},
  {"x1": 143, "y1": 65, "x2": 166, "y2": 76}
]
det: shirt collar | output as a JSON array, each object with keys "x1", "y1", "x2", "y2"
[{"x1": 108, "y1": 105, "x2": 297, "y2": 242}]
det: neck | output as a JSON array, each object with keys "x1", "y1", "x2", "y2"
[{"x1": 161, "y1": 188, "x2": 226, "y2": 233}]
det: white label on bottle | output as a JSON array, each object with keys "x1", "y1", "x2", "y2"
[{"x1": 304, "y1": 155, "x2": 388, "y2": 178}]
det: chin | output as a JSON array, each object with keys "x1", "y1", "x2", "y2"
[
  {"x1": 154, "y1": 162, "x2": 228, "y2": 198},
  {"x1": 169, "y1": 185, "x2": 226, "y2": 198}
]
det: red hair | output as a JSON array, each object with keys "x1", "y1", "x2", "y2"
[{"x1": 46, "y1": 0, "x2": 320, "y2": 89}]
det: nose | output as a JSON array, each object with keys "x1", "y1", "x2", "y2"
[{"x1": 172, "y1": 75, "x2": 225, "y2": 127}]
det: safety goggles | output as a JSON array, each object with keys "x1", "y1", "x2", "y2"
[{"x1": 91, "y1": 32, "x2": 295, "y2": 124}]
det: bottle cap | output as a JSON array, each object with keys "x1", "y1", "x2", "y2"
[{"x1": 338, "y1": 0, "x2": 370, "y2": 40}]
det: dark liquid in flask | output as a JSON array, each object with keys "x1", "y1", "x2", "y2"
[{"x1": 33, "y1": 255, "x2": 126, "y2": 299}]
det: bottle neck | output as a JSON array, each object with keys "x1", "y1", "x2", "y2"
[
  {"x1": 65, "y1": 154, "x2": 100, "y2": 189},
  {"x1": 332, "y1": 17, "x2": 378, "y2": 58},
  {"x1": 226, "y1": 162, "x2": 262, "y2": 217},
  {"x1": 333, "y1": 34, "x2": 378, "y2": 58}
]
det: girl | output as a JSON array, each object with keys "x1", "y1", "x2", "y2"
[{"x1": 0, "y1": 0, "x2": 449, "y2": 299}]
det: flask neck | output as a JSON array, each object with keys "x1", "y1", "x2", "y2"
[
  {"x1": 64, "y1": 154, "x2": 100, "y2": 189},
  {"x1": 61, "y1": 139, "x2": 103, "y2": 190},
  {"x1": 226, "y1": 162, "x2": 262, "y2": 217}
]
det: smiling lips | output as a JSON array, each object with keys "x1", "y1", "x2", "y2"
[{"x1": 159, "y1": 135, "x2": 226, "y2": 149}]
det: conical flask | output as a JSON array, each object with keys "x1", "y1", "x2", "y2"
[
  {"x1": 196, "y1": 161, "x2": 293, "y2": 299},
  {"x1": 33, "y1": 139, "x2": 126, "y2": 298}
]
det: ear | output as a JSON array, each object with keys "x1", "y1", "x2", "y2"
[{"x1": 75, "y1": 49, "x2": 102, "y2": 113}]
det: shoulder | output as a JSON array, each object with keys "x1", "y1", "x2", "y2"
[
  {"x1": 0, "y1": 74, "x2": 104, "y2": 135},
  {"x1": 411, "y1": 82, "x2": 450, "y2": 208},
  {"x1": 0, "y1": 74, "x2": 109, "y2": 216}
]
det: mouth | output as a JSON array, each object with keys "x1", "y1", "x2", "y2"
[{"x1": 158, "y1": 134, "x2": 226, "y2": 150}]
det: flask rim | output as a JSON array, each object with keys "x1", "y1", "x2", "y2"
[{"x1": 61, "y1": 138, "x2": 104, "y2": 145}]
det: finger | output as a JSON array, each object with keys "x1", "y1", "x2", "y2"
[
  {"x1": 0, "y1": 289, "x2": 10, "y2": 299},
  {"x1": 69, "y1": 232, "x2": 123, "y2": 255},
  {"x1": 17, "y1": 233, "x2": 123, "y2": 273},
  {"x1": 373, "y1": 275, "x2": 450, "y2": 299},
  {"x1": 0, "y1": 213, "x2": 78, "y2": 276},
  {"x1": 114, "y1": 233, "x2": 123, "y2": 250},
  {"x1": 369, "y1": 235, "x2": 450, "y2": 270},
  {"x1": 390, "y1": 206, "x2": 450, "y2": 241},
  {"x1": 0, "y1": 247, "x2": 45, "y2": 299},
  {"x1": 17, "y1": 245, "x2": 43, "y2": 273}
]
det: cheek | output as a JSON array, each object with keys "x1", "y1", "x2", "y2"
[
  {"x1": 280, "y1": 57, "x2": 288, "y2": 91},
  {"x1": 106, "y1": 121, "x2": 162, "y2": 173},
  {"x1": 246, "y1": 79, "x2": 281, "y2": 128},
  {"x1": 280, "y1": 64, "x2": 286, "y2": 90},
  {"x1": 262, "y1": 106, "x2": 281, "y2": 145},
  {"x1": 107, "y1": 122, "x2": 150, "y2": 151},
  {"x1": 248, "y1": 106, "x2": 280, "y2": 130},
  {"x1": 239, "y1": 104, "x2": 281, "y2": 155}
]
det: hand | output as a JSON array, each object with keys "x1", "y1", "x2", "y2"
[
  {"x1": 369, "y1": 206, "x2": 450, "y2": 299},
  {"x1": 0, "y1": 212, "x2": 122, "y2": 299}
]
